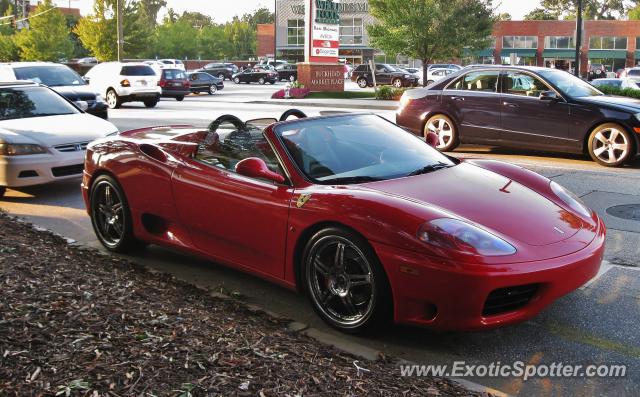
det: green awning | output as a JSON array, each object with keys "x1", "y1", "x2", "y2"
[
  {"x1": 500, "y1": 49, "x2": 537, "y2": 57},
  {"x1": 542, "y1": 49, "x2": 577, "y2": 58},
  {"x1": 635, "y1": 50, "x2": 640, "y2": 59},
  {"x1": 588, "y1": 50, "x2": 627, "y2": 59}
]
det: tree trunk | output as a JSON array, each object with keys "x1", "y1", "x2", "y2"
[{"x1": 422, "y1": 59, "x2": 430, "y2": 87}]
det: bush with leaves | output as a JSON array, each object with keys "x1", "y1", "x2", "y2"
[
  {"x1": 596, "y1": 85, "x2": 640, "y2": 100},
  {"x1": 375, "y1": 86, "x2": 407, "y2": 100}
]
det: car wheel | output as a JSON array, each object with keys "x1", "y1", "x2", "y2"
[
  {"x1": 259, "y1": 77, "x2": 266, "y2": 85},
  {"x1": 143, "y1": 99, "x2": 158, "y2": 108},
  {"x1": 290, "y1": 75, "x2": 296, "y2": 82},
  {"x1": 302, "y1": 227, "x2": 392, "y2": 334},
  {"x1": 106, "y1": 89, "x2": 121, "y2": 109},
  {"x1": 209, "y1": 85, "x2": 217, "y2": 95},
  {"x1": 90, "y1": 175, "x2": 142, "y2": 253},
  {"x1": 218, "y1": 74, "x2": 225, "y2": 80},
  {"x1": 424, "y1": 114, "x2": 459, "y2": 151},
  {"x1": 175, "y1": 95, "x2": 184, "y2": 101},
  {"x1": 587, "y1": 123, "x2": 634, "y2": 167},
  {"x1": 0, "y1": 186, "x2": 5, "y2": 198},
  {"x1": 233, "y1": 77, "x2": 240, "y2": 84},
  {"x1": 392, "y1": 78, "x2": 403, "y2": 88},
  {"x1": 357, "y1": 78, "x2": 368, "y2": 88},
  {"x1": 426, "y1": 80, "x2": 434, "y2": 86}
]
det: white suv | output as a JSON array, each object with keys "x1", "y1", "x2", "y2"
[{"x1": 84, "y1": 62, "x2": 161, "y2": 109}]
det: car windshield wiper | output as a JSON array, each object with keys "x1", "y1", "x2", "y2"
[
  {"x1": 321, "y1": 176, "x2": 384, "y2": 184},
  {"x1": 407, "y1": 161, "x2": 452, "y2": 176}
]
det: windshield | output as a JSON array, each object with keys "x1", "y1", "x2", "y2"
[
  {"x1": 538, "y1": 69, "x2": 603, "y2": 97},
  {"x1": 275, "y1": 114, "x2": 455, "y2": 184},
  {"x1": 0, "y1": 86, "x2": 78, "y2": 120},
  {"x1": 14, "y1": 66, "x2": 85, "y2": 87}
]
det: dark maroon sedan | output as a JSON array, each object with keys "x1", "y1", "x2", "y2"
[
  {"x1": 396, "y1": 65, "x2": 640, "y2": 167},
  {"x1": 158, "y1": 68, "x2": 190, "y2": 101}
]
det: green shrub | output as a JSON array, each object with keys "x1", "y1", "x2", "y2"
[
  {"x1": 290, "y1": 81, "x2": 305, "y2": 89},
  {"x1": 375, "y1": 86, "x2": 407, "y2": 100},
  {"x1": 596, "y1": 85, "x2": 640, "y2": 99}
]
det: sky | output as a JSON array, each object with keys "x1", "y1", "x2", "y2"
[{"x1": 53, "y1": 0, "x2": 543, "y2": 22}]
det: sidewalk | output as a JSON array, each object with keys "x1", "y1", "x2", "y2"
[{"x1": 249, "y1": 97, "x2": 399, "y2": 111}]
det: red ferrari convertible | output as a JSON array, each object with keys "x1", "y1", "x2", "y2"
[{"x1": 82, "y1": 110, "x2": 605, "y2": 333}]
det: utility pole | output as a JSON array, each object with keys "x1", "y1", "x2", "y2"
[
  {"x1": 116, "y1": 0, "x2": 124, "y2": 61},
  {"x1": 574, "y1": 0, "x2": 583, "y2": 77}
]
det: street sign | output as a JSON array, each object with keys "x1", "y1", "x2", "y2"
[{"x1": 304, "y1": 0, "x2": 341, "y2": 63}]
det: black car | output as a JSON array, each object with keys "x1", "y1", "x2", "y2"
[
  {"x1": 588, "y1": 63, "x2": 607, "y2": 80},
  {"x1": 275, "y1": 64, "x2": 297, "y2": 82},
  {"x1": 7, "y1": 63, "x2": 108, "y2": 119},
  {"x1": 197, "y1": 63, "x2": 236, "y2": 80},
  {"x1": 188, "y1": 72, "x2": 224, "y2": 94},
  {"x1": 396, "y1": 65, "x2": 640, "y2": 167},
  {"x1": 232, "y1": 68, "x2": 278, "y2": 84},
  {"x1": 351, "y1": 63, "x2": 419, "y2": 88}
]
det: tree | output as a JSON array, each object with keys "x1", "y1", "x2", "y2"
[
  {"x1": 139, "y1": 0, "x2": 166, "y2": 26},
  {"x1": 538, "y1": 0, "x2": 633, "y2": 20},
  {"x1": 242, "y1": 7, "x2": 274, "y2": 28},
  {"x1": 154, "y1": 18, "x2": 199, "y2": 59},
  {"x1": 178, "y1": 11, "x2": 213, "y2": 28},
  {"x1": 14, "y1": 0, "x2": 73, "y2": 61},
  {"x1": 76, "y1": 0, "x2": 153, "y2": 61},
  {"x1": 524, "y1": 7, "x2": 559, "y2": 20},
  {"x1": 496, "y1": 12, "x2": 512, "y2": 21},
  {"x1": 0, "y1": 5, "x2": 17, "y2": 61},
  {"x1": 198, "y1": 24, "x2": 232, "y2": 60},
  {"x1": 224, "y1": 17, "x2": 255, "y2": 59},
  {"x1": 367, "y1": 0, "x2": 494, "y2": 86},
  {"x1": 628, "y1": 4, "x2": 640, "y2": 19}
]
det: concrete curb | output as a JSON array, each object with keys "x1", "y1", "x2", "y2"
[
  {"x1": 247, "y1": 100, "x2": 398, "y2": 111},
  {"x1": 12, "y1": 214, "x2": 509, "y2": 397}
]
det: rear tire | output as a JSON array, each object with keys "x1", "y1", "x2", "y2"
[
  {"x1": 144, "y1": 99, "x2": 158, "y2": 108},
  {"x1": 217, "y1": 73, "x2": 225, "y2": 80},
  {"x1": 357, "y1": 78, "x2": 368, "y2": 88},
  {"x1": 90, "y1": 175, "x2": 143, "y2": 253},
  {"x1": 259, "y1": 77, "x2": 266, "y2": 85},
  {"x1": 233, "y1": 77, "x2": 240, "y2": 84},
  {"x1": 175, "y1": 95, "x2": 184, "y2": 101},
  {"x1": 587, "y1": 123, "x2": 634, "y2": 167},
  {"x1": 392, "y1": 78, "x2": 403, "y2": 88},
  {"x1": 106, "y1": 89, "x2": 121, "y2": 109},
  {"x1": 209, "y1": 85, "x2": 217, "y2": 95},
  {"x1": 424, "y1": 114, "x2": 459, "y2": 151},
  {"x1": 301, "y1": 227, "x2": 392, "y2": 334},
  {"x1": 426, "y1": 80, "x2": 434, "y2": 85}
]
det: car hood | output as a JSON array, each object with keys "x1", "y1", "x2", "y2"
[
  {"x1": 0, "y1": 113, "x2": 118, "y2": 147},
  {"x1": 364, "y1": 163, "x2": 583, "y2": 246},
  {"x1": 574, "y1": 95, "x2": 640, "y2": 112},
  {"x1": 50, "y1": 85, "x2": 98, "y2": 101}
]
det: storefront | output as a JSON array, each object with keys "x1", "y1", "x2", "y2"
[{"x1": 275, "y1": 0, "x2": 376, "y2": 65}]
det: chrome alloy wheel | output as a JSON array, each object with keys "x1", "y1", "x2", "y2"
[
  {"x1": 92, "y1": 181, "x2": 125, "y2": 248},
  {"x1": 106, "y1": 90, "x2": 118, "y2": 109},
  {"x1": 306, "y1": 236, "x2": 376, "y2": 328},
  {"x1": 591, "y1": 127, "x2": 630, "y2": 164},
  {"x1": 426, "y1": 116, "x2": 454, "y2": 149}
]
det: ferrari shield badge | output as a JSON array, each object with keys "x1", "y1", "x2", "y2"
[{"x1": 296, "y1": 194, "x2": 312, "y2": 208}]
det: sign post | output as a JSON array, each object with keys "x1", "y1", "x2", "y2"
[{"x1": 297, "y1": 0, "x2": 345, "y2": 92}]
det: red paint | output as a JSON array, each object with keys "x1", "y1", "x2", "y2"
[{"x1": 82, "y1": 119, "x2": 605, "y2": 331}]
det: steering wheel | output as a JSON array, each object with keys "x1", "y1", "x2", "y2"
[
  {"x1": 208, "y1": 114, "x2": 246, "y2": 132},
  {"x1": 279, "y1": 109, "x2": 307, "y2": 122}
]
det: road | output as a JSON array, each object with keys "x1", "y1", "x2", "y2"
[{"x1": 2, "y1": 83, "x2": 640, "y2": 396}]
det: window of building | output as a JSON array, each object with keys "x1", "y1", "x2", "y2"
[
  {"x1": 589, "y1": 36, "x2": 627, "y2": 50},
  {"x1": 501, "y1": 56, "x2": 537, "y2": 66},
  {"x1": 545, "y1": 36, "x2": 575, "y2": 49},
  {"x1": 340, "y1": 18, "x2": 363, "y2": 45},
  {"x1": 502, "y1": 36, "x2": 538, "y2": 49},
  {"x1": 637, "y1": 37, "x2": 640, "y2": 51},
  {"x1": 287, "y1": 19, "x2": 305, "y2": 46}
]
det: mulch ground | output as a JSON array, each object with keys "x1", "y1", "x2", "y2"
[{"x1": 0, "y1": 212, "x2": 480, "y2": 396}]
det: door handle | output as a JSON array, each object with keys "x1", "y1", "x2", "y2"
[
  {"x1": 451, "y1": 96, "x2": 465, "y2": 101},
  {"x1": 503, "y1": 101, "x2": 518, "y2": 108}
]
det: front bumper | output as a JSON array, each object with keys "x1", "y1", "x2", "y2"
[
  {"x1": 0, "y1": 150, "x2": 85, "y2": 188},
  {"x1": 374, "y1": 218, "x2": 606, "y2": 331},
  {"x1": 86, "y1": 101, "x2": 109, "y2": 120}
]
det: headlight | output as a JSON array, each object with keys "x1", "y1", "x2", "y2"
[
  {"x1": 417, "y1": 218, "x2": 516, "y2": 256},
  {"x1": 404, "y1": 74, "x2": 410, "y2": 78},
  {"x1": 0, "y1": 143, "x2": 47, "y2": 156},
  {"x1": 550, "y1": 181, "x2": 591, "y2": 218}
]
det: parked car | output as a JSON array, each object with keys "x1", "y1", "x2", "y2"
[
  {"x1": 0, "y1": 62, "x2": 109, "y2": 119},
  {"x1": 143, "y1": 60, "x2": 166, "y2": 75},
  {"x1": 77, "y1": 57, "x2": 98, "y2": 65},
  {"x1": 351, "y1": 63, "x2": 419, "y2": 88},
  {"x1": 588, "y1": 63, "x2": 607, "y2": 80},
  {"x1": 396, "y1": 65, "x2": 639, "y2": 167},
  {"x1": 259, "y1": 59, "x2": 288, "y2": 68},
  {"x1": 158, "y1": 69, "x2": 190, "y2": 101},
  {"x1": 187, "y1": 71, "x2": 224, "y2": 94},
  {"x1": 422, "y1": 68, "x2": 455, "y2": 86},
  {"x1": 275, "y1": 63, "x2": 297, "y2": 82},
  {"x1": 618, "y1": 67, "x2": 640, "y2": 80},
  {"x1": 159, "y1": 59, "x2": 185, "y2": 71},
  {"x1": 84, "y1": 62, "x2": 161, "y2": 109},
  {"x1": 82, "y1": 110, "x2": 604, "y2": 333},
  {"x1": 428, "y1": 63, "x2": 463, "y2": 72},
  {"x1": 0, "y1": 81, "x2": 119, "y2": 198},
  {"x1": 232, "y1": 68, "x2": 278, "y2": 84},
  {"x1": 591, "y1": 78, "x2": 640, "y2": 90},
  {"x1": 198, "y1": 63, "x2": 235, "y2": 80}
]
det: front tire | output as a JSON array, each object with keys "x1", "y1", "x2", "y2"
[
  {"x1": 357, "y1": 78, "x2": 368, "y2": 88},
  {"x1": 392, "y1": 78, "x2": 403, "y2": 88},
  {"x1": 209, "y1": 85, "x2": 217, "y2": 95},
  {"x1": 175, "y1": 95, "x2": 184, "y2": 101},
  {"x1": 424, "y1": 114, "x2": 459, "y2": 151},
  {"x1": 90, "y1": 175, "x2": 142, "y2": 253},
  {"x1": 258, "y1": 77, "x2": 266, "y2": 85},
  {"x1": 587, "y1": 123, "x2": 634, "y2": 167},
  {"x1": 233, "y1": 77, "x2": 240, "y2": 84},
  {"x1": 217, "y1": 73, "x2": 225, "y2": 80},
  {"x1": 302, "y1": 227, "x2": 392, "y2": 334},
  {"x1": 106, "y1": 89, "x2": 121, "y2": 109}
]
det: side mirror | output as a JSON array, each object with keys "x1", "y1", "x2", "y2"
[
  {"x1": 236, "y1": 157, "x2": 285, "y2": 184},
  {"x1": 74, "y1": 100, "x2": 89, "y2": 111},
  {"x1": 539, "y1": 90, "x2": 558, "y2": 101},
  {"x1": 82, "y1": 76, "x2": 90, "y2": 83},
  {"x1": 425, "y1": 131, "x2": 439, "y2": 148}
]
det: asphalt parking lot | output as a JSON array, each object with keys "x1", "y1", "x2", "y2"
[{"x1": 2, "y1": 82, "x2": 640, "y2": 396}]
